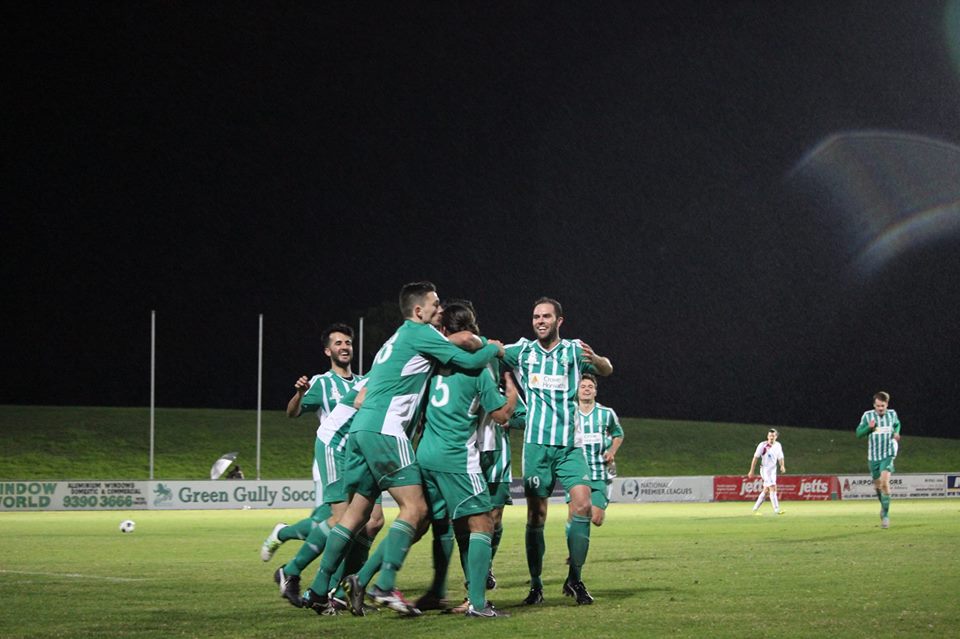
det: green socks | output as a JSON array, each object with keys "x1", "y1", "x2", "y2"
[
  {"x1": 375, "y1": 520, "x2": 416, "y2": 592},
  {"x1": 566, "y1": 515, "x2": 591, "y2": 583},
  {"x1": 466, "y1": 532, "x2": 492, "y2": 610},
  {"x1": 284, "y1": 520, "x2": 330, "y2": 576},
  {"x1": 525, "y1": 524, "x2": 545, "y2": 589}
]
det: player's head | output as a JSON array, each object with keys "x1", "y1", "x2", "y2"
[
  {"x1": 578, "y1": 373, "x2": 598, "y2": 402},
  {"x1": 321, "y1": 323, "x2": 354, "y2": 368},
  {"x1": 767, "y1": 428, "x2": 778, "y2": 443},
  {"x1": 399, "y1": 281, "x2": 441, "y2": 324},
  {"x1": 441, "y1": 301, "x2": 479, "y2": 336},
  {"x1": 873, "y1": 391, "x2": 890, "y2": 415},
  {"x1": 532, "y1": 296, "x2": 563, "y2": 343}
]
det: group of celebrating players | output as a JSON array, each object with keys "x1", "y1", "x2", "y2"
[{"x1": 259, "y1": 281, "x2": 621, "y2": 618}]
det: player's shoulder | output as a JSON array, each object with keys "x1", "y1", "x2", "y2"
[{"x1": 505, "y1": 336, "x2": 532, "y2": 349}]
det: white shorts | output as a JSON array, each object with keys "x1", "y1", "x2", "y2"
[{"x1": 760, "y1": 467, "x2": 777, "y2": 488}]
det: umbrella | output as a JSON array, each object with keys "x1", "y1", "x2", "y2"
[{"x1": 210, "y1": 452, "x2": 239, "y2": 480}]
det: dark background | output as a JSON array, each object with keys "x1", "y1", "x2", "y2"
[{"x1": 5, "y1": 2, "x2": 960, "y2": 437}]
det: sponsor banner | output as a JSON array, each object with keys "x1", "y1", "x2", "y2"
[
  {"x1": 713, "y1": 475, "x2": 840, "y2": 501},
  {"x1": 0, "y1": 480, "x2": 150, "y2": 511},
  {"x1": 947, "y1": 474, "x2": 960, "y2": 497},
  {"x1": 613, "y1": 476, "x2": 713, "y2": 503},
  {"x1": 148, "y1": 480, "x2": 319, "y2": 509},
  {"x1": 838, "y1": 474, "x2": 951, "y2": 499}
]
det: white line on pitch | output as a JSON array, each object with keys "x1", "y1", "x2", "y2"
[{"x1": 0, "y1": 569, "x2": 148, "y2": 582}]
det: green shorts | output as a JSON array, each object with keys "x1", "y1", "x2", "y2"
[
  {"x1": 344, "y1": 431, "x2": 422, "y2": 498},
  {"x1": 522, "y1": 442, "x2": 590, "y2": 499},
  {"x1": 487, "y1": 481, "x2": 513, "y2": 508},
  {"x1": 565, "y1": 479, "x2": 611, "y2": 510},
  {"x1": 314, "y1": 437, "x2": 348, "y2": 506},
  {"x1": 421, "y1": 467, "x2": 492, "y2": 521},
  {"x1": 480, "y1": 448, "x2": 511, "y2": 484},
  {"x1": 869, "y1": 456, "x2": 896, "y2": 480}
]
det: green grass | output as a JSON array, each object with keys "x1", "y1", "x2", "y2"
[
  {"x1": 1, "y1": 405, "x2": 958, "y2": 480},
  {"x1": 1, "y1": 502, "x2": 958, "y2": 638}
]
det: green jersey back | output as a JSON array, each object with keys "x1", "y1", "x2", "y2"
[
  {"x1": 856, "y1": 409, "x2": 901, "y2": 461},
  {"x1": 418, "y1": 364, "x2": 506, "y2": 473},
  {"x1": 301, "y1": 370, "x2": 366, "y2": 421},
  {"x1": 350, "y1": 320, "x2": 500, "y2": 439},
  {"x1": 502, "y1": 337, "x2": 596, "y2": 447},
  {"x1": 578, "y1": 403, "x2": 623, "y2": 481}
]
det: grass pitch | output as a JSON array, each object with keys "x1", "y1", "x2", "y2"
[{"x1": 1, "y1": 501, "x2": 958, "y2": 638}]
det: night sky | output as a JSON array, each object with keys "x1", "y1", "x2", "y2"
[{"x1": 5, "y1": 2, "x2": 960, "y2": 437}]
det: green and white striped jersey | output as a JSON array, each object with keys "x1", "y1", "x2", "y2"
[
  {"x1": 316, "y1": 378, "x2": 367, "y2": 452},
  {"x1": 418, "y1": 364, "x2": 506, "y2": 473},
  {"x1": 350, "y1": 320, "x2": 500, "y2": 439},
  {"x1": 301, "y1": 370, "x2": 366, "y2": 422},
  {"x1": 578, "y1": 403, "x2": 623, "y2": 481},
  {"x1": 502, "y1": 337, "x2": 596, "y2": 447},
  {"x1": 856, "y1": 409, "x2": 901, "y2": 461},
  {"x1": 478, "y1": 394, "x2": 525, "y2": 483}
]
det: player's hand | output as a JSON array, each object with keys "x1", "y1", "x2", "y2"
[
  {"x1": 893, "y1": 433, "x2": 901, "y2": 442},
  {"x1": 603, "y1": 451, "x2": 615, "y2": 463},
  {"x1": 869, "y1": 418, "x2": 876, "y2": 430},
  {"x1": 580, "y1": 341, "x2": 597, "y2": 363},
  {"x1": 488, "y1": 339, "x2": 505, "y2": 358},
  {"x1": 294, "y1": 376, "x2": 310, "y2": 395},
  {"x1": 747, "y1": 472, "x2": 755, "y2": 479}
]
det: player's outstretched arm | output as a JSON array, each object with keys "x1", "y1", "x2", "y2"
[{"x1": 447, "y1": 330, "x2": 484, "y2": 352}]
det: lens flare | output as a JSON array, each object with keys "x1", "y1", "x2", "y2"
[{"x1": 788, "y1": 131, "x2": 960, "y2": 276}]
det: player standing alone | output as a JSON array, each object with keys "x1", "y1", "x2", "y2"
[
  {"x1": 748, "y1": 429, "x2": 785, "y2": 515},
  {"x1": 855, "y1": 391, "x2": 901, "y2": 529}
]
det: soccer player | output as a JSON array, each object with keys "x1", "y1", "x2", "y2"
[
  {"x1": 260, "y1": 324, "x2": 384, "y2": 609},
  {"x1": 748, "y1": 429, "x2": 786, "y2": 515},
  {"x1": 306, "y1": 282, "x2": 504, "y2": 615},
  {"x1": 416, "y1": 301, "x2": 517, "y2": 617},
  {"x1": 572, "y1": 373, "x2": 623, "y2": 527},
  {"x1": 855, "y1": 391, "x2": 901, "y2": 529},
  {"x1": 502, "y1": 297, "x2": 613, "y2": 606}
]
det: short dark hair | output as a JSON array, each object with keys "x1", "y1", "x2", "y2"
[
  {"x1": 442, "y1": 298, "x2": 477, "y2": 322},
  {"x1": 581, "y1": 372, "x2": 598, "y2": 387},
  {"x1": 321, "y1": 323, "x2": 354, "y2": 348},
  {"x1": 534, "y1": 296, "x2": 563, "y2": 317},
  {"x1": 441, "y1": 302, "x2": 479, "y2": 335},
  {"x1": 399, "y1": 281, "x2": 437, "y2": 318},
  {"x1": 874, "y1": 391, "x2": 890, "y2": 403}
]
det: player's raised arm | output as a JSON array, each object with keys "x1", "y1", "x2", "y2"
[
  {"x1": 580, "y1": 341, "x2": 613, "y2": 377},
  {"x1": 286, "y1": 375, "x2": 310, "y2": 417}
]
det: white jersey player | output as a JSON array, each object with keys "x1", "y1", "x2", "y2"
[{"x1": 748, "y1": 429, "x2": 786, "y2": 515}]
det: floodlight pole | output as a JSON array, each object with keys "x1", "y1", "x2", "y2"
[
  {"x1": 149, "y1": 310, "x2": 156, "y2": 480},
  {"x1": 256, "y1": 313, "x2": 263, "y2": 480},
  {"x1": 358, "y1": 316, "x2": 365, "y2": 375}
]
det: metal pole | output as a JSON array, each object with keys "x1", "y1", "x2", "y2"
[
  {"x1": 359, "y1": 316, "x2": 364, "y2": 375},
  {"x1": 256, "y1": 313, "x2": 263, "y2": 480},
  {"x1": 149, "y1": 310, "x2": 156, "y2": 480}
]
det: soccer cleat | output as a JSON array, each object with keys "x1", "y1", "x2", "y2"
[
  {"x1": 274, "y1": 567, "x2": 302, "y2": 607},
  {"x1": 367, "y1": 585, "x2": 422, "y2": 616},
  {"x1": 776, "y1": 510, "x2": 785, "y2": 515},
  {"x1": 414, "y1": 591, "x2": 450, "y2": 612},
  {"x1": 562, "y1": 579, "x2": 594, "y2": 605},
  {"x1": 342, "y1": 574, "x2": 367, "y2": 617},
  {"x1": 260, "y1": 522, "x2": 286, "y2": 561},
  {"x1": 881, "y1": 517, "x2": 890, "y2": 529},
  {"x1": 752, "y1": 510, "x2": 762, "y2": 516},
  {"x1": 301, "y1": 588, "x2": 339, "y2": 616},
  {"x1": 521, "y1": 587, "x2": 544, "y2": 605},
  {"x1": 466, "y1": 602, "x2": 510, "y2": 618},
  {"x1": 486, "y1": 569, "x2": 497, "y2": 590}
]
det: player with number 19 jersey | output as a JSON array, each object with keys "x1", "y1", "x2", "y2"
[{"x1": 502, "y1": 337, "x2": 597, "y2": 446}]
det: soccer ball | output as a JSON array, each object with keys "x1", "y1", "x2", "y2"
[{"x1": 119, "y1": 519, "x2": 136, "y2": 533}]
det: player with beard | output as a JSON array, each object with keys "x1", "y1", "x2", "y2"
[{"x1": 502, "y1": 297, "x2": 613, "y2": 605}]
